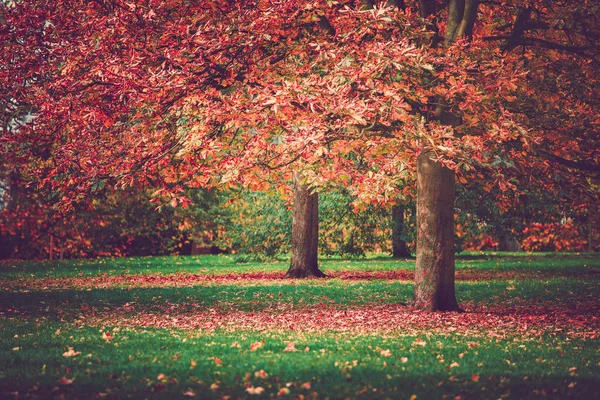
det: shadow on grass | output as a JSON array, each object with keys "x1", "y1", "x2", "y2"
[
  {"x1": 1, "y1": 368, "x2": 598, "y2": 399},
  {"x1": 1, "y1": 277, "x2": 599, "y2": 321},
  {"x1": 0, "y1": 283, "x2": 414, "y2": 317}
]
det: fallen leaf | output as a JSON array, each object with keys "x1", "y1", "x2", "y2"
[
  {"x1": 400, "y1": 357, "x2": 408, "y2": 364},
  {"x1": 254, "y1": 370, "x2": 268, "y2": 378},
  {"x1": 250, "y1": 341, "x2": 264, "y2": 351},
  {"x1": 301, "y1": 382, "x2": 312, "y2": 389},
  {"x1": 283, "y1": 342, "x2": 297, "y2": 352},
  {"x1": 278, "y1": 387, "x2": 290, "y2": 396},
  {"x1": 59, "y1": 377, "x2": 74, "y2": 385},
  {"x1": 62, "y1": 347, "x2": 81, "y2": 357},
  {"x1": 183, "y1": 389, "x2": 196, "y2": 397},
  {"x1": 246, "y1": 387, "x2": 265, "y2": 395},
  {"x1": 380, "y1": 349, "x2": 392, "y2": 357},
  {"x1": 471, "y1": 374, "x2": 480, "y2": 382}
]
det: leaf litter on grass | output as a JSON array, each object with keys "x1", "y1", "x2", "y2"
[
  {"x1": 70, "y1": 301, "x2": 599, "y2": 339},
  {"x1": 3, "y1": 268, "x2": 599, "y2": 291}
]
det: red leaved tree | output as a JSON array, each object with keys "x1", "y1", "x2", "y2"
[{"x1": 2, "y1": 0, "x2": 598, "y2": 310}]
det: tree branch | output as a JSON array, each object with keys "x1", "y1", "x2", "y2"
[
  {"x1": 485, "y1": 35, "x2": 590, "y2": 55},
  {"x1": 521, "y1": 37, "x2": 590, "y2": 55},
  {"x1": 531, "y1": 146, "x2": 600, "y2": 172},
  {"x1": 501, "y1": 6, "x2": 531, "y2": 51}
]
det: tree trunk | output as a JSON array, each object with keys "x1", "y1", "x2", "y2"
[
  {"x1": 284, "y1": 171, "x2": 326, "y2": 278},
  {"x1": 413, "y1": 151, "x2": 460, "y2": 311},
  {"x1": 411, "y1": 0, "x2": 479, "y2": 311},
  {"x1": 589, "y1": 216, "x2": 594, "y2": 253},
  {"x1": 392, "y1": 204, "x2": 411, "y2": 258},
  {"x1": 497, "y1": 234, "x2": 522, "y2": 252}
]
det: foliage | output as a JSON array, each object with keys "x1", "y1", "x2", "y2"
[
  {"x1": 216, "y1": 190, "x2": 292, "y2": 259},
  {"x1": 0, "y1": 185, "x2": 221, "y2": 259},
  {"x1": 216, "y1": 189, "x2": 410, "y2": 259},
  {"x1": 455, "y1": 172, "x2": 599, "y2": 252},
  {"x1": 521, "y1": 222, "x2": 599, "y2": 252},
  {"x1": 2, "y1": 0, "x2": 598, "y2": 204},
  {"x1": 319, "y1": 190, "x2": 400, "y2": 257}
]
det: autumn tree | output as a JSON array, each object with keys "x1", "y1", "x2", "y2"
[
  {"x1": 218, "y1": 187, "x2": 394, "y2": 259},
  {"x1": 2, "y1": 0, "x2": 598, "y2": 310}
]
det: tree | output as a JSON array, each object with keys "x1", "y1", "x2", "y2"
[
  {"x1": 217, "y1": 187, "x2": 394, "y2": 259},
  {"x1": 0, "y1": 182, "x2": 217, "y2": 259},
  {"x1": 285, "y1": 171, "x2": 324, "y2": 277},
  {"x1": 391, "y1": 204, "x2": 411, "y2": 258},
  {"x1": 2, "y1": 0, "x2": 598, "y2": 310}
]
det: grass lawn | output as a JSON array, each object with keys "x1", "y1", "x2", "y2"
[{"x1": 1, "y1": 253, "x2": 599, "y2": 399}]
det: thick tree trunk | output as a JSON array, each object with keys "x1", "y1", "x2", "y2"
[
  {"x1": 413, "y1": 151, "x2": 460, "y2": 311},
  {"x1": 284, "y1": 171, "x2": 326, "y2": 278},
  {"x1": 497, "y1": 234, "x2": 522, "y2": 252},
  {"x1": 392, "y1": 204, "x2": 411, "y2": 258}
]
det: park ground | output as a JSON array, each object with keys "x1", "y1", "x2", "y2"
[{"x1": 1, "y1": 253, "x2": 599, "y2": 399}]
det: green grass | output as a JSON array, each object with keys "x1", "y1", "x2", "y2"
[
  {"x1": 1, "y1": 321, "x2": 598, "y2": 399},
  {"x1": 1, "y1": 253, "x2": 599, "y2": 398},
  {"x1": 1, "y1": 278, "x2": 599, "y2": 316},
  {"x1": 1, "y1": 252, "x2": 599, "y2": 278}
]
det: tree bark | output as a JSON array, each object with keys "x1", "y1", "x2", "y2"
[
  {"x1": 411, "y1": 0, "x2": 478, "y2": 311},
  {"x1": 49, "y1": 235, "x2": 54, "y2": 261},
  {"x1": 392, "y1": 204, "x2": 411, "y2": 258},
  {"x1": 589, "y1": 216, "x2": 594, "y2": 253},
  {"x1": 413, "y1": 151, "x2": 460, "y2": 311},
  {"x1": 284, "y1": 171, "x2": 326, "y2": 278},
  {"x1": 497, "y1": 234, "x2": 522, "y2": 252}
]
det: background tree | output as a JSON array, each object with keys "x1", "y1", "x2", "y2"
[{"x1": 217, "y1": 188, "x2": 398, "y2": 260}]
